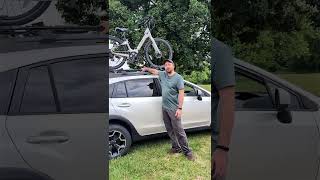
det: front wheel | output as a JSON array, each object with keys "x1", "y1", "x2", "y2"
[
  {"x1": 109, "y1": 124, "x2": 132, "y2": 159},
  {"x1": 144, "y1": 38, "x2": 173, "y2": 68}
]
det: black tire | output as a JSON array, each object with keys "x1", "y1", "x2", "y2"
[
  {"x1": 0, "y1": 1, "x2": 51, "y2": 26},
  {"x1": 109, "y1": 35, "x2": 127, "y2": 70},
  {"x1": 144, "y1": 38, "x2": 173, "y2": 68},
  {"x1": 109, "y1": 124, "x2": 132, "y2": 159}
]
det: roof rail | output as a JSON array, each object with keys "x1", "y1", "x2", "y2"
[
  {"x1": 0, "y1": 24, "x2": 104, "y2": 35},
  {"x1": 109, "y1": 68, "x2": 151, "y2": 75},
  {"x1": 0, "y1": 24, "x2": 108, "y2": 53}
]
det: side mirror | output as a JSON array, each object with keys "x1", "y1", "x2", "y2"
[
  {"x1": 275, "y1": 88, "x2": 292, "y2": 123},
  {"x1": 196, "y1": 89, "x2": 203, "y2": 101}
]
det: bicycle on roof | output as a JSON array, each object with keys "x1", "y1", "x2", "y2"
[{"x1": 109, "y1": 16, "x2": 173, "y2": 70}]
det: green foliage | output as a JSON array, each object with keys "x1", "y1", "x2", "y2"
[
  {"x1": 56, "y1": 0, "x2": 106, "y2": 25},
  {"x1": 183, "y1": 64, "x2": 211, "y2": 84},
  {"x1": 110, "y1": 0, "x2": 210, "y2": 73},
  {"x1": 212, "y1": 0, "x2": 320, "y2": 72}
]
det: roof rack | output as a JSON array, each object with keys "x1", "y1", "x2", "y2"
[
  {"x1": 0, "y1": 24, "x2": 104, "y2": 35},
  {"x1": 109, "y1": 68, "x2": 151, "y2": 75},
  {"x1": 0, "y1": 24, "x2": 108, "y2": 53}
]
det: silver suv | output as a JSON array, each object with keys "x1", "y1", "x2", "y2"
[
  {"x1": 109, "y1": 71, "x2": 211, "y2": 159},
  {"x1": 0, "y1": 27, "x2": 107, "y2": 180}
]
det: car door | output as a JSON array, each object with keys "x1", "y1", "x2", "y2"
[
  {"x1": 6, "y1": 55, "x2": 107, "y2": 180},
  {"x1": 226, "y1": 69, "x2": 319, "y2": 180},
  {"x1": 183, "y1": 82, "x2": 211, "y2": 128},
  {"x1": 110, "y1": 77, "x2": 163, "y2": 136}
]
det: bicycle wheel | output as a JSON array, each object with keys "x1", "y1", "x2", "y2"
[
  {"x1": 144, "y1": 38, "x2": 173, "y2": 68},
  {"x1": 0, "y1": 0, "x2": 51, "y2": 26},
  {"x1": 109, "y1": 35, "x2": 127, "y2": 70}
]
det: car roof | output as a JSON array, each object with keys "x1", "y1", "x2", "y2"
[
  {"x1": 109, "y1": 74, "x2": 159, "y2": 84},
  {"x1": 0, "y1": 44, "x2": 106, "y2": 72}
]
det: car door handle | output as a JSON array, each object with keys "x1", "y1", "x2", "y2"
[
  {"x1": 117, "y1": 103, "x2": 131, "y2": 107},
  {"x1": 27, "y1": 135, "x2": 69, "y2": 144}
]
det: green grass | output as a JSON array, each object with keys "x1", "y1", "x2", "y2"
[
  {"x1": 199, "y1": 84, "x2": 211, "y2": 91},
  {"x1": 278, "y1": 73, "x2": 320, "y2": 96},
  {"x1": 109, "y1": 131, "x2": 211, "y2": 180}
]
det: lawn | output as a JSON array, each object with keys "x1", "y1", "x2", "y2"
[
  {"x1": 109, "y1": 84, "x2": 212, "y2": 180},
  {"x1": 109, "y1": 131, "x2": 211, "y2": 180},
  {"x1": 278, "y1": 73, "x2": 320, "y2": 96}
]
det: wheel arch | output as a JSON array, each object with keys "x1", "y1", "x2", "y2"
[{"x1": 109, "y1": 115, "x2": 142, "y2": 142}]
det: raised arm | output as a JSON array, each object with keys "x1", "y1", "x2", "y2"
[{"x1": 141, "y1": 66, "x2": 159, "y2": 75}]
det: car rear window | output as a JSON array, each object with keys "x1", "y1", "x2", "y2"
[
  {"x1": 20, "y1": 66, "x2": 56, "y2": 113},
  {"x1": 0, "y1": 70, "x2": 17, "y2": 115},
  {"x1": 112, "y1": 82, "x2": 127, "y2": 98}
]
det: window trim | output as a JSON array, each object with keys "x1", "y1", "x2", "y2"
[
  {"x1": 18, "y1": 65, "x2": 58, "y2": 114},
  {"x1": 0, "y1": 69, "x2": 18, "y2": 115}
]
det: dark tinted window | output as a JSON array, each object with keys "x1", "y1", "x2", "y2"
[
  {"x1": 0, "y1": 70, "x2": 17, "y2": 114},
  {"x1": 51, "y1": 58, "x2": 106, "y2": 113},
  {"x1": 112, "y1": 82, "x2": 127, "y2": 98},
  {"x1": 235, "y1": 72, "x2": 273, "y2": 109},
  {"x1": 126, "y1": 79, "x2": 159, "y2": 97},
  {"x1": 109, "y1": 84, "x2": 114, "y2": 98},
  {"x1": 20, "y1": 66, "x2": 56, "y2": 113}
]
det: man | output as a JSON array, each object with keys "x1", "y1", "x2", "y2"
[
  {"x1": 212, "y1": 38, "x2": 236, "y2": 180},
  {"x1": 141, "y1": 59, "x2": 195, "y2": 161}
]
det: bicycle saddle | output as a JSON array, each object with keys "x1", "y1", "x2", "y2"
[{"x1": 115, "y1": 27, "x2": 129, "y2": 33}]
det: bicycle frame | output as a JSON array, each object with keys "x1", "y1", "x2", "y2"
[{"x1": 111, "y1": 27, "x2": 162, "y2": 58}]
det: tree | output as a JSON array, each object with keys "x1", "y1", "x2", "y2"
[
  {"x1": 211, "y1": 0, "x2": 320, "y2": 72},
  {"x1": 56, "y1": 0, "x2": 107, "y2": 25}
]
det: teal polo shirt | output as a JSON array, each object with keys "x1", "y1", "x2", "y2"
[{"x1": 158, "y1": 71, "x2": 184, "y2": 111}]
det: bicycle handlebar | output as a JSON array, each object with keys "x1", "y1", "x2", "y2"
[{"x1": 138, "y1": 16, "x2": 155, "y2": 29}]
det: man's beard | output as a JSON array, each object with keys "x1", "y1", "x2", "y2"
[{"x1": 166, "y1": 69, "x2": 173, "y2": 73}]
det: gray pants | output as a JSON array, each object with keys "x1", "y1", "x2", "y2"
[{"x1": 162, "y1": 107, "x2": 192, "y2": 156}]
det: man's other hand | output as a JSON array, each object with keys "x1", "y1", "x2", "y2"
[{"x1": 175, "y1": 109, "x2": 182, "y2": 119}]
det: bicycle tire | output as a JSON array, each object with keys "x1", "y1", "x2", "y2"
[
  {"x1": 144, "y1": 38, "x2": 173, "y2": 68},
  {"x1": 109, "y1": 35, "x2": 127, "y2": 70},
  {"x1": 0, "y1": 1, "x2": 51, "y2": 26}
]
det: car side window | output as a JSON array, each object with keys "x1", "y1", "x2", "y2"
[
  {"x1": 184, "y1": 83, "x2": 197, "y2": 96},
  {"x1": 51, "y1": 58, "x2": 106, "y2": 113},
  {"x1": 112, "y1": 82, "x2": 127, "y2": 98},
  {"x1": 267, "y1": 82, "x2": 301, "y2": 110},
  {"x1": 235, "y1": 72, "x2": 274, "y2": 109},
  {"x1": 126, "y1": 78, "x2": 159, "y2": 97},
  {"x1": 0, "y1": 70, "x2": 16, "y2": 114},
  {"x1": 20, "y1": 66, "x2": 57, "y2": 113}
]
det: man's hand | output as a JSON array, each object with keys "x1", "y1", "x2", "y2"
[
  {"x1": 141, "y1": 66, "x2": 159, "y2": 75},
  {"x1": 100, "y1": 20, "x2": 108, "y2": 34},
  {"x1": 141, "y1": 66, "x2": 148, "y2": 72},
  {"x1": 212, "y1": 149, "x2": 228, "y2": 179},
  {"x1": 175, "y1": 109, "x2": 182, "y2": 119}
]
